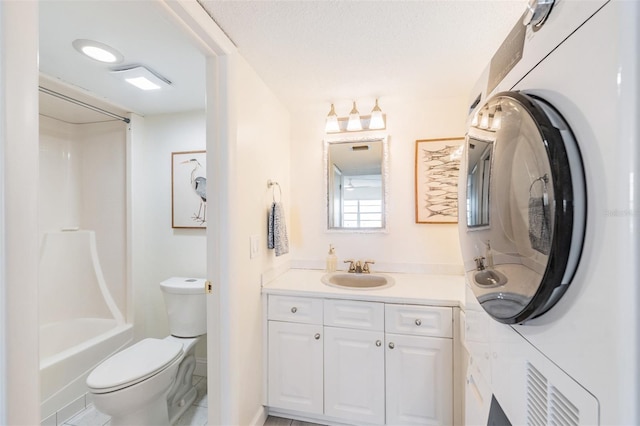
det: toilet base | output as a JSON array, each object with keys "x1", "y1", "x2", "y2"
[
  {"x1": 166, "y1": 337, "x2": 200, "y2": 424},
  {"x1": 168, "y1": 386, "x2": 197, "y2": 425},
  {"x1": 109, "y1": 393, "x2": 171, "y2": 426}
]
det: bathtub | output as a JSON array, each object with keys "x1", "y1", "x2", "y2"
[{"x1": 40, "y1": 318, "x2": 133, "y2": 420}]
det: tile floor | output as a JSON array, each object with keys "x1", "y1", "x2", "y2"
[
  {"x1": 62, "y1": 375, "x2": 208, "y2": 426},
  {"x1": 61, "y1": 375, "x2": 323, "y2": 426},
  {"x1": 263, "y1": 417, "x2": 325, "y2": 426}
]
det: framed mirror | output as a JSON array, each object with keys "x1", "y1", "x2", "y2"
[{"x1": 324, "y1": 135, "x2": 389, "y2": 231}]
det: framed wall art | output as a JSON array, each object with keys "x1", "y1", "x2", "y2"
[
  {"x1": 414, "y1": 138, "x2": 464, "y2": 223},
  {"x1": 172, "y1": 150, "x2": 207, "y2": 229}
]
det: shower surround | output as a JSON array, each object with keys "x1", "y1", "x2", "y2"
[{"x1": 38, "y1": 114, "x2": 130, "y2": 421}]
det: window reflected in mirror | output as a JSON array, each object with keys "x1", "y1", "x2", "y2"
[
  {"x1": 326, "y1": 136, "x2": 388, "y2": 230},
  {"x1": 466, "y1": 136, "x2": 493, "y2": 228}
]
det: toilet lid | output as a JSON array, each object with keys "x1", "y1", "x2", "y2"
[{"x1": 87, "y1": 338, "x2": 183, "y2": 393}]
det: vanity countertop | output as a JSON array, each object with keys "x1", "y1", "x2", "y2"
[{"x1": 263, "y1": 268, "x2": 465, "y2": 308}]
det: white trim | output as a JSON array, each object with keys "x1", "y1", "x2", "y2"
[
  {"x1": 248, "y1": 406, "x2": 268, "y2": 426},
  {"x1": 1, "y1": 1, "x2": 40, "y2": 424},
  {"x1": 0, "y1": 1, "x2": 6, "y2": 420},
  {"x1": 159, "y1": 0, "x2": 236, "y2": 56}
]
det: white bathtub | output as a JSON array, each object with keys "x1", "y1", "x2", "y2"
[{"x1": 40, "y1": 318, "x2": 133, "y2": 420}]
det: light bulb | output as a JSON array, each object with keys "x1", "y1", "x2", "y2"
[
  {"x1": 325, "y1": 103, "x2": 340, "y2": 133},
  {"x1": 347, "y1": 101, "x2": 362, "y2": 131},
  {"x1": 369, "y1": 99, "x2": 385, "y2": 130}
]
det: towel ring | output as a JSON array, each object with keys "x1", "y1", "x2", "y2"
[
  {"x1": 267, "y1": 179, "x2": 282, "y2": 203},
  {"x1": 529, "y1": 174, "x2": 549, "y2": 196}
]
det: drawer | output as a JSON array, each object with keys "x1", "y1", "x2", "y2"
[
  {"x1": 324, "y1": 299, "x2": 384, "y2": 331},
  {"x1": 268, "y1": 295, "x2": 323, "y2": 324},
  {"x1": 385, "y1": 304, "x2": 452, "y2": 338}
]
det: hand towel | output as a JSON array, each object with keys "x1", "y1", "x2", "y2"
[
  {"x1": 528, "y1": 196, "x2": 551, "y2": 255},
  {"x1": 268, "y1": 202, "x2": 289, "y2": 256}
]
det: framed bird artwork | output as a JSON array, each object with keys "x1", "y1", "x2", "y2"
[{"x1": 171, "y1": 150, "x2": 207, "y2": 228}]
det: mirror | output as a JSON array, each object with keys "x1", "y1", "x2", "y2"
[
  {"x1": 466, "y1": 136, "x2": 493, "y2": 227},
  {"x1": 325, "y1": 136, "x2": 388, "y2": 230}
]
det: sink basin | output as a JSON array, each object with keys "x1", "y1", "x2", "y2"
[
  {"x1": 474, "y1": 269, "x2": 508, "y2": 287},
  {"x1": 322, "y1": 272, "x2": 395, "y2": 290}
]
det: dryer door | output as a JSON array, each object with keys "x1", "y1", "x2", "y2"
[{"x1": 459, "y1": 91, "x2": 585, "y2": 324}]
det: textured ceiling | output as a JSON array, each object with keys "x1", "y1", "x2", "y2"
[
  {"x1": 200, "y1": 0, "x2": 529, "y2": 108},
  {"x1": 38, "y1": 0, "x2": 528, "y2": 120}
]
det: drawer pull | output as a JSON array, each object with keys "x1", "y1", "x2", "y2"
[
  {"x1": 314, "y1": 333, "x2": 321, "y2": 340},
  {"x1": 415, "y1": 319, "x2": 422, "y2": 326},
  {"x1": 376, "y1": 340, "x2": 382, "y2": 347},
  {"x1": 291, "y1": 307, "x2": 297, "y2": 313},
  {"x1": 388, "y1": 342, "x2": 395, "y2": 349}
]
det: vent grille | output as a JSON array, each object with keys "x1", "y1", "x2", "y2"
[
  {"x1": 527, "y1": 363, "x2": 549, "y2": 426},
  {"x1": 550, "y1": 386, "x2": 579, "y2": 426},
  {"x1": 526, "y1": 363, "x2": 580, "y2": 426}
]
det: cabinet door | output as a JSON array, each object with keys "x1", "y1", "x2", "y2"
[
  {"x1": 268, "y1": 321, "x2": 323, "y2": 414},
  {"x1": 386, "y1": 333, "x2": 453, "y2": 425},
  {"x1": 324, "y1": 326, "x2": 385, "y2": 424}
]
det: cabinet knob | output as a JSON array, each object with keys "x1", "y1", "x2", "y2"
[
  {"x1": 314, "y1": 333, "x2": 321, "y2": 340},
  {"x1": 388, "y1": 342, "x2": 395, "y2": 349},
  {"x1": 415, "y1": 319, "x2": 422, "y2": 326},
  {"x1": 375, "y1": 340, "x2": 382, "y2": 347},
  {"x1": 291, "y1": 307, "x2": 297, "y2": 313}
]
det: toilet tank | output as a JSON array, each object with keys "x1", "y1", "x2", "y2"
[{"x1": 160, "y1": 277, "x2": 207, "y2": 337}]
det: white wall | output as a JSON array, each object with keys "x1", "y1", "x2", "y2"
[
  {"x1": 223, "y1": 53, "x2": 291, "y2": 425},
  {"x1": 131, "y1": 110, "x2": 207, "y2": 355},
  {"x1": 291, "y1": 96, "x2": 467, "y2": 273}
]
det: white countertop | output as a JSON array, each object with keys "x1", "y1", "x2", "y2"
[{"x1": 263, "y1": 268, "x2": 466, "y2": 308}]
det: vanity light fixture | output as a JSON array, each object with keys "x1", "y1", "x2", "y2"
[
  {"x1": 369, "y1": 99, "x2": 385, "y2": 130},
  {"x1": 347, "y1": 101, "x2": 363, "y2": 131},
  {"x1": 73, "y1": 39, "x2": 124, "y2": 64},
  {"x1": 490, "y1": 104, "x2": 502, "y2": 130},
  {"x1": 325, "y1": 104, "x2": 340, "y2": 133},
  {"x1": 111, "y1": 65, "x2": 172, "y2": 91},
  {"x1": 325, "y1": 100, "x2": 386, "y2": 133},
  {"x1": 479, "y1": 110, "x2": 490, "y2": 129}
]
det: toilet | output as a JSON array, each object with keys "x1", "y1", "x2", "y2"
[{"x1": 86, "y1": 277, "x2": 206, "y2": 426}]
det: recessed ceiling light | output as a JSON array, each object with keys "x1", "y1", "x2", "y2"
[
  {"x1": 72, "y1": 39, "x2": 124, "y2": 64},
  {"x1": 111, "y1": 65, "x2": 172, "y2": 91}
]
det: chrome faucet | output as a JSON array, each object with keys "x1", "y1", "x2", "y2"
[{"x1": 474, "y1": 256, "x2": 486, "y2": 271}]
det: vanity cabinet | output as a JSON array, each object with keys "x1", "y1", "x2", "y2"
[
  {"x1": 267, "y1": 295, "x2": 454, "y2": 426},
  {"x1": 324, "y1": 299, "x2": 386, "y2": 424},
  {"x1": 385, "y1": 304, "x2": 453, "y2": 426},
  {"x1": 267, "y1": 296, "x2": 324, "y2": 414}
]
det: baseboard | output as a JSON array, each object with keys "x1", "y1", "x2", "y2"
[
  {"x1": 194, "y1": 356, "x2": 207, "y2": 377},
  {"x1": 249, "y1": 406, "x2": 268, "y2": 426}
]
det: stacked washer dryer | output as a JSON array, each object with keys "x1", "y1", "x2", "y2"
[{"x1": 458, "y1": 1, "x2": 639, "y2": 424}]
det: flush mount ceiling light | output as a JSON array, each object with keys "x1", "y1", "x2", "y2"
[
  {"x1": 325, "y1": 104, "x2": 340, "y2": 133},
  {"x1": 72, "y1": 39, "x2": 123, "y2": 64},
  {"x1": 347, "y1": 101, "x2": 363, "y2": 131},
  {"x1": 111, "y1": 65, "x2": 172, "y2": 91}
]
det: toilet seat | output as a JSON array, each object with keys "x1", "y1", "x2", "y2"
[{"x1": 87, "y1": 338, "x2": 183, "y2": 394}]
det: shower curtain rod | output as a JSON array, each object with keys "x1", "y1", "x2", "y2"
[{"x1": 39, "y1": 86, "x2": 131, "y2": 124}]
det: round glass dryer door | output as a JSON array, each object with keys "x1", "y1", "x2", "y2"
[{"x1": 459, "y1": 91, "x2": 586, "y2": 324}]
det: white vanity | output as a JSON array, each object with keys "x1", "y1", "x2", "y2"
[{"x1": 262, "y1": 269, "x2": 465, "y2": 425}]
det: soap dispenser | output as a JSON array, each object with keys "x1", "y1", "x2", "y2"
[
  {"x1": 485, "y1": 240, "x2": 494, "y2": 268},
  {"x1": 326, "y1": 244, "x2": 337, "y2": 272}
]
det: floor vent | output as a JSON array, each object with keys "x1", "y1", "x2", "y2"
[{"x1": 526, "y1": 363, "x2": 580, "y2": 426}]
